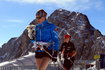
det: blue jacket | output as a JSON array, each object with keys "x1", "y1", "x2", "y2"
[{"x1": 32, "y1": 20, "x2": 59, "y2": 52}]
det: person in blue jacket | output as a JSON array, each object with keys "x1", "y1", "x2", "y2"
[{"x1": 31, "y1": 9, "x2": 59, "y2": 70}]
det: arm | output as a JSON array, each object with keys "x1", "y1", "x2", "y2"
[
  {"x1": 71, "y1": 51, "x2": 77, "y2": 57},
  {"x1": 68, "y1": 43, "x2": 77, "y2": 57},
  {"x1": 59, "y1": 44, "x2": 65, "y2": 54},
  {"x1": 71, "y1": 43, "x2": 76, "y2": 57},
  {"x1": 51, "y1": 30, "x2": 59, "y2": 51},
  {"x1": 51, "y1": 29, "x2": 59, "y2": 62}
]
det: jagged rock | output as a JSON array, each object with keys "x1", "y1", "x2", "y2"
[
  {"x1": 48, "y1": 9, "x2": 103, "y2": 60},
  {"x1": 0, "y1": 9, "x2": 105, "y2": 62},
  {"x1": 0, "y1": 30, "x2": 33, "y2": 62},
  {"x1": 94, "y1": 29, "x2": 102, "y2": 39}
]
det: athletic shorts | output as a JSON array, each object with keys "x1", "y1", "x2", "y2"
[{"x1": 35, "y1": 50, "x2": 52, "y2": 59}]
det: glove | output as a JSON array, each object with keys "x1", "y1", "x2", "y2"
[
  {"x1": 52, "y1": 57, "x2": 57, "y2": 62},
  {"x1": 52, "y1": 51, "x2": 58, "y2": 62}
]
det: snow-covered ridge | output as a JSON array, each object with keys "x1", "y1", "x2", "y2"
[{"x1": 0, "y1": 52, "x2": 35, "y2": 67}]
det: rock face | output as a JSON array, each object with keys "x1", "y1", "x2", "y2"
[
  {"x1": 48, "y1": 9, "x2": 105, "y2": 60},
  {"x1": 0, "y1": 31, "x2": 33, "y2": 62},
  {"x1": 0, "y1": 9, "x2": 105, "y2": 62}
]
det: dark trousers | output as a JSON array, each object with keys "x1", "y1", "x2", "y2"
[{"x1": 63, "y1": 57, "x2": 75, "y2": 70}]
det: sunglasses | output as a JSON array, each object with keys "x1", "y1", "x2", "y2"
[{"x1": 36, "y1": 16, "x2": 42, "y2": 19}]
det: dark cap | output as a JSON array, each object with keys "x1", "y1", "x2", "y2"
[{"x1": 36, "y1": 9, "x2": 47, "y2": 19}]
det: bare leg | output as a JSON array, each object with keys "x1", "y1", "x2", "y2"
[
  {"x1": 35, "y1": 58, "x2": 43, "y2": 70},
  {"x1": 39, "y1": 57, "x2": 51, "y2": 70}
]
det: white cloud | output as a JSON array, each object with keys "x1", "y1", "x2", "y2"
[
  {"x1": 0, "y1": 19, "x2": 24, "y2": 29},
  {"x1": 4, "y1": 0, "x2": 104, "y2": 11},
  {"x1": 5, "y1": 0, "x2": 75, "y2": 4},
  {"x1": 7, "y1": 19, "x2": 23, "y2": 23}
]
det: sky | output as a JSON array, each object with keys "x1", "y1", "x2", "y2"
[{"x1": 0, "y1": 0, "x2": 105, "y2": 47}]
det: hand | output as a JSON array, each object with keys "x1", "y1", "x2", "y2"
[
  {"x1": 31, "y1": 46, "x2": 36, "y2": 52},
  {"x1": 32, "y1": 47, "x2": 35, "y2": 50},
  {"x1": 52, "y1": 57, "x2": 57, "y2": 62},
  {"x1": 68, "y1": 51, "x2": 76, "y2": 57},
  {"x1": 68, "y1": 52, "x2": 73, "y2": 57},
  {"x1": 37, "y1": 44, "x2": 42, "y2": 48}
]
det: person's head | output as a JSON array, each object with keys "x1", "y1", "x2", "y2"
[
  {"x1": 36, "y1": 9, "x2": 47, "y2": 24},
  {"x1": 64, "y1": 34, "x2": 71, "y2": 43}
]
